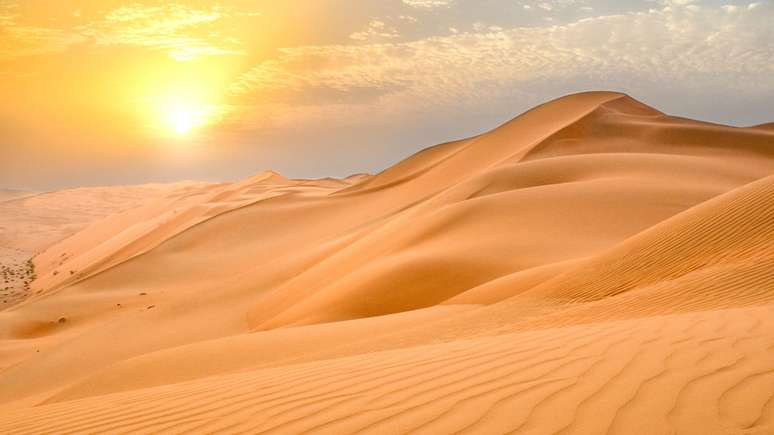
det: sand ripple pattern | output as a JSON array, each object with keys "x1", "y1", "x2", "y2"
[{"x1": 0, "y1": 306, "x2": 773, "y2": 434}]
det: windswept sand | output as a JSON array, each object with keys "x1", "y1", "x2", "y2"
[
  {"x1": 0, "y1": 189, "x2": 38, "y2": 203},
  {"x1": 1, "y1": 92, "x2": 773, "y2": 434},
  {"x1": 0, "y1": 183, "x2": 210, "y2": 308}
]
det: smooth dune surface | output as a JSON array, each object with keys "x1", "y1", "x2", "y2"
[
  {"x1": 1, "y1": 91, "x2": 773, "y2": 434},
  {"x1": 0, "y1": 189, "x2": 38, "y2": 203},
  {"x1": 0, "y1": 183, "x2": 209, "y2": 308}
]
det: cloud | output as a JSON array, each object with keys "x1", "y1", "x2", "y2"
[
  {"x1": 229, "y1": 1, "x2": 774, "y2": 122},
  {"x1": 0, "y1": 5, "x2": 85, "y2": 59},
  {"x1": 77, "y1": 3, "x2": 245, "y2": 61},
  {"x1": 0, "y1": 2, "x2": 246, "y2": 61},
  {"x1": 402, "y1": 0, "x2": 453, "y2": 10},
  {"x1": 349, "y1": 20, "x2": 401, "y2": 41},
  {"x1": 517, "y1": 0, "x2": 588, "y2": 12}
]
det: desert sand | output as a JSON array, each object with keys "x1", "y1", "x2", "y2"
[
  {"x1": 0, "y1": 91, "x2": 773, "y2": 434},
  {"x1": 0, "y1": 183, "x2": 211, "y2": 308}
]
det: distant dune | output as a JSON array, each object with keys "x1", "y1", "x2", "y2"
[
  {"x1": 0, "y1": 188, "x2": 37, "y2": 203},
  {"x1": 0, "y1": 182, "x2": 211, "y2": 308},
  {"x1": 1, "y1": 91, "x2": 773, "y2": 434}
]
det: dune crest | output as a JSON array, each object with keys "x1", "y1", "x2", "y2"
[{"x1": 1, "y1": 91, "x2": 773, "y2": 434}]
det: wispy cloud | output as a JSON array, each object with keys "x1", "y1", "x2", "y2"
[
  {"x1": 0, "y1": 2, "x2": 246, "y2": 61},
  {"x1": 0, "y1": 5, "x2": 84, "y2": 59},
  {"x1": 349, "y1": 20, "x2": 401, "y2": 41},
  {"x1": 517, "y1": 0, "x2": 588, "y2": 12},
  {"x1": 229, "y1": 1, "x2": 774, "y2": 122},
  {"x1": 402, "y1": 0, "x2": 453, "y2": 10},
  {"x1": 77, "y1": 3, "x2": 245, "y2": 61}
]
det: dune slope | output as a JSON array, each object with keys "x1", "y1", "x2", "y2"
[{"x1": 0, "y1": 91, "x2": 773, "y2": 434}]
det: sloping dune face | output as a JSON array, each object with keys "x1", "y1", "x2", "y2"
[
  {"x1": 0, "y1": 183, "x2": 209, "y2": 308},
  {"x1": 1, "y1": 91, "x2": 773, "y2": 434}
]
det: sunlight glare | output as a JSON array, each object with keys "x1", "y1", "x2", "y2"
[
  {"x1": 160, "y1": 99, "x2": 211, "y2": 136},
  {"x1": 169, "y1": 107, "x2": 196, "y2": 135}
]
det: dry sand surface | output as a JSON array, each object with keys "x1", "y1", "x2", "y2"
[
  {"x1": 1, "y1": 91, "x2": 773, "y2": 434},
  {"x1": 0, "y1": 189, "x2": 38, "y2": 203},
  {"x1": 0, "y1": 183, "x2": 210, "y2": 307}
]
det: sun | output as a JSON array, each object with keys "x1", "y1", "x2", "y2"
[
  {"x1": 166, "y1": 102, "x2": 207, "y2": 135},
  {"x1": 169, "y1": 107, "x2": 197, "y2": 135},
  {"x1": 146, "y1": 87, "x2": 226, "y2": 138},
  {"x1": 148, "y1": 94, "x2": 214, "y2": 137}
]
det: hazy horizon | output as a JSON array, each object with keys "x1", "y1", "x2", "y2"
[{"x1": 3, "y1": 0, "x2": 774, "y2": 191}]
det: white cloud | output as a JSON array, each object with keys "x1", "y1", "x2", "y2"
[
  {"x1": 77, "y1": 4, "x2": 245, "y2": 61},
  {"x1": 402, "y1": 0, "x2": 453, "y2": 10},
  {"x1": 229, "y1": 2, "x2": 774, "y2": 125},
  {"x1": 0, "y1": 3, "x2": 249, "y2": 61},
  {"x1": 518, "y1": 0, "x2": 588, "y2": 12},
  {"x1": 349, "y1": 20, "x2": 400, "y2": 41}
]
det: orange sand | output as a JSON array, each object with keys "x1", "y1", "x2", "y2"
[{"x1": 1, "y1": 92, "x2": 773, "y2": 434}]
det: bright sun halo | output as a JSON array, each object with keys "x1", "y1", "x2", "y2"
[
  {"x1": 148, "y1": 90, "x2": 222, "y2": 137},
  {"x1": 169, "y1": 107, "x2": 196, "y2": 135},
  {"x1": 158, "y1": 98, "x2": 211, "y2": 136}
]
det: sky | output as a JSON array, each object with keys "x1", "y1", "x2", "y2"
[{"x1": 2, "y1": 0, "x2": 773, "y2": 190}]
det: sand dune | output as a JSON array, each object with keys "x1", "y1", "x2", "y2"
[
  {"x1": 0, "y1": 189, "x2": 37, "y2": 203},
  {"x1": 1, "y1": 91, "x2": 773, "y2": 434},
  {"x1": 0, "y1": 183, "x2": 209, "y2": 308}
]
